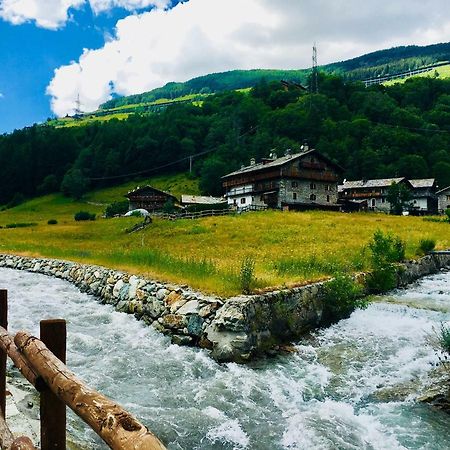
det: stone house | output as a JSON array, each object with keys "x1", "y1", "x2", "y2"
[
  {"x1": 222, "y1": 147, "x2": 344, "y2": 210},
  {"x1": 125, "y1": 186, "x2": 178, "y2": 212},
  {"x1": 409, "y1": 179, "x2": 438, "y2": 215},
  {"x1": 339, "y1": 178, "x2": 409, "y2": 212},
  {"x1": 437, "y1": 185, "x2": 450, "y2": 213}
]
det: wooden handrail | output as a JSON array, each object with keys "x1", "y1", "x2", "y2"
[
  {"x1": 0, "y1": 328, "x2": 44, "y2": 391},
  {"x1": 15, "y1": 332, "x2": 166, "y2": 450}
]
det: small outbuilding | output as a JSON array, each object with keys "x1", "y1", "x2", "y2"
[
  {"x1": 125, "y1": 186, "x2": 178, "y2": 212},
  {"x1": 181, "y1": 195, "x2": 227, "y2": 207},
  {"x1": 437, "y1": 185, "x2": 450, "y2": 214}
]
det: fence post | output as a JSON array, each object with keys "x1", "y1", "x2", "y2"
[
  {"x1": 0, "y1": 290, "x2": 7, "y2": 418},
  {"x1": 40, "y1": 319, "x2": 66, "y2": 450}
]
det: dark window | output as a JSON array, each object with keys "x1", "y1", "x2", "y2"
[
  {"x1": 310, "y1": 182, "x2": 316, "y2": 190},
  {"x1": 326, "y1": 195, "x2": 330, "y2": 202},
  {"x1": 240, "y1": 198, "x2": 246, "y2": 204},
  {"x1": 260, "y1": 196, "x2": 264, "y2": 201},
  {"x1": 293, "y1": 192, "x2": 297, "y2": 200},
  {"x1": 292, "y1": 181, "x2": 298, "y2": 188},
  {"x1": 310, "y1": 194, "x2": 316, "y2": 201}
]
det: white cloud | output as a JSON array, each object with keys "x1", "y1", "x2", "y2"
[
  {"x1": 0, "y1": 0, "x2": 170, "y2": 29},
  {"x1": 0, "y1": 92, "x2": 4, "y2": 99},
  {"x1": 46, "y1": 0, "x2": 450, "y2": 116}
]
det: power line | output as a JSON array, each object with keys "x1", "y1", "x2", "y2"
[{"x1": 89, "y1": 125, "x2": 258, "y2": 181}]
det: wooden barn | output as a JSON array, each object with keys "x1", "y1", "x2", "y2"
[
  {"x1": 437, "y1": 185, "x2": 450, "y2": 214},
  {"x1": 125, "y1": 186, "x2": 178, "y2": 212},
  {"x1": 222, "y1": 146, "x2": 343, "y2": 211}
]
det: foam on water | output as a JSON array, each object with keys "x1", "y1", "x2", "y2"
[{"x1": 1, "y1": 268, "x2": 449, "y2": 449}]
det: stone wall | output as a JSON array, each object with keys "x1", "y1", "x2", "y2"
[{"x1": 0, "y1": 252, "x2": 449, "y2": 363}]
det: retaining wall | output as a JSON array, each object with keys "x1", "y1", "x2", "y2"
[{"x1": 0, "y1": 252, "x2": 449, "y2": 363}]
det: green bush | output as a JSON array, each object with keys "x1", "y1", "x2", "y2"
[
  {"x1": 439, "y1": 323, "x2": 450, "y2": 354},
  {"x1": 74, "y1": 211, "x2": 96, "y2": 221},
  {"x1": 416, "y1": 238, "x2": 436, "y2": 255},
  {"x1": 368, "y1": 230, "x2": 405, "y2": 267},
  {"x1": 240, "y1": 256, "x2": 255, "y2": 294},
  {"x1": 47, "y1": 219, "x2": 58, "y2": 225},
  {"x1": 5, "y1": 222, "x2": 37, "y2": 229},
  {"x1": 446, "y1": 208, "x2": 450, "y2": 222},
  {"x1": 321, "y1": 274, "x2": 366, "y2": 324},
  {"x1": 104, "y1": 201, "x2": 129, "y2": 218},
  {"x1": 366, "y1": 230, "x2": 405, "y2": 293}
]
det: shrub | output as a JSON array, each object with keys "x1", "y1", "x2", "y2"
[
  {"x1": 366, "y1": 230, "x2": 405, "y2": 293},
  {"x1": 416, "y1": 238, "x2": 436, "y2": 255},
  {"x1": 240, "y1": 256, "x2": 255, "y2": 294},
  {"x1": 74, "y1": 211, "x2": 96, "y2": 221},
  {"x1": 439, "y1": 323, "x2": 450, "y2": 354},
  {"x1": 5, "y1": 222, "x2": 37, "y2": 229},
  {"x1": 368, "y1": 230, "x2": 405, "y2": 267},
  {"x1": 47, "y1": 219, "x2": 58, "y2": 225},
  {"x1": 104, "y1": 201, "x2": 129, "y2": 218},
  {"x1": 446, "y1": 208, "x2": 450, "y2": 222},
  {"x1": 321, "y1": 274, "x2": 366, "y2": 324}
]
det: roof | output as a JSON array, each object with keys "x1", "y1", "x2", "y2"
[
  {"x1": 409, "y1": 178, "x2": 435, "y2": 188},
  {"x1": 222, "y1": 149, "x2": 343, "y2": 179},
  {"x1": 125, "y1": 185, "x2": 178, "y2": 201},
  {"x1": 341, "y1": 177, "x2": 405, "y2": 189},
  {"x1": 181, "y1": 195, "x2": 226, "y2": 205},
  {"x1": 437, "y1": 185, "x2": 450, "y2": 195}
]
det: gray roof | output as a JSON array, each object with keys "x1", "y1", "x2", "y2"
[
  {"x1": 181, "y1": 195, "x2": 226, "y2": 205},
  {"x1": 437, "y1": 185, "x2": 450, "y2": 195},
  {"x1": 126, "y1": 185, "x2": 178, "y2": 200},
  {"x1": 409, "y1": 178, "x2": 435, "y2": 188},
  {"x1": 222, "y1": 149, "x2": 343, "y2": 179},
  {"x1": 341, "y1": 177, "x2": 405, "y2": 189}
]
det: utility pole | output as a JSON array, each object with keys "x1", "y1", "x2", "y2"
[
  {"x1": 189, "y1": 155, "x2": 193, "y2": 173},
  {"x1": 74, "y1": 94, "x2": 82, "y2": 118}
]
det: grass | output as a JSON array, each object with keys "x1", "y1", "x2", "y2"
[
  {"x1": 1, "y1": 187, "x2": 449, "y2": 296},
  {"x1": 384, "y1": 63, "x2": 450, "y2": 86}
]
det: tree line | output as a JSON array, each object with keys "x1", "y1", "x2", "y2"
[{"x1": 1, "y1": 72, "x2": 450, "y2": 204}]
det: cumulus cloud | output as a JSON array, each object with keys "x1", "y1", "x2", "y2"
[
  {"x1": 0, "y1": 0, "x2": 170, "y2": 29},
  {"x1": 46, "y1": 0, "x2": 450, "y2": 116},
  {"x1": 0, "y1": 92, "x2": 4, "y2": 99}
]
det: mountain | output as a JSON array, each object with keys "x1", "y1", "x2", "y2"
[{"x1": 100, "y1": 42, "x2": 450, "y2": 109}]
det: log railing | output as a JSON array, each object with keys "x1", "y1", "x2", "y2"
[{"x1": 0, "y1": 289, "x2": 166, "y2": 450}]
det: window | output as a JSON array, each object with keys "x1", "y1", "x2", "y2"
[
  {"x1": 381, "y1": 198, "x2": 385, "y2": 203},
  {"x1": 326, "y1": 195, "x2": 330, "y2": 202},
  {"x1": 240, "y1": 198, "x2": 246, "y2": 204},
  {"x1": 447, "y1": 195, "x2": 450, "y2": 201},
  {"x1": 325, "y1": 184, "x2": 329, "y2": 191},
  {"x1": 252, "y1": 197, "x2": 255, "y2": 202},
  {"x1": 310, "y1": 182, "x2": 316, "y2": 190},
  {"x1": 292, "y1": 181, "x2": 298, "y2": 188},
  {"x1": 233, "y1": 199, "x2": 237, "y2": 205},
  {"x1": 310, "y1": 194, "x2": 316, "y2": 201},
  {"x1": 260, "y1": 196, "x2": 264, "y2": 201},
  {"x1": 371, "y1": 199, "x2": 376, "y2": 207},
  {"x1": 293, "y1": 192, "x2": 297, "y2": 200}
]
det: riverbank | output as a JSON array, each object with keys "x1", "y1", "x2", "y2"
[{"x1": 1, "y1": 252, "x2": 449, "y2": 363}]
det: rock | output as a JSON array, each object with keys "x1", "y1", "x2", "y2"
[
  {"x1": 171, "y1": 335, "x2": 193, "y2": 346},
  {"x1": 119, "y1": 284, "x2": 130, "y2": 301},
  {"x1": 177, "y1": 300, "x2": 200, "y2": 315},
  {"x1": 113, "y1": 279, "x2": 124, "y2": 298},
  {"x1": 156, "y1": 288, "x2": 169, "y2": 300},
  {"x1": 187, "y1": 314, "x2": 204, "y2": 337},
  {"x1": 161, "y1": 314, "x2": 186, "y2": 330},
  {"x1": 143, "y1": 297, "x2": 165, "y2": 319}
]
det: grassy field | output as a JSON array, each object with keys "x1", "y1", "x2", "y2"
[
  {"x1": 384, "y1": 63, "x2": 450, "y2": 86},
  {"x1": 0, "y1": 182, "x2": 448, "y2": 296}
]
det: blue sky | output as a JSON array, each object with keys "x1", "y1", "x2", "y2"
[{"x1": 1, "y1": 0, "x2": 449, "y2": 134}]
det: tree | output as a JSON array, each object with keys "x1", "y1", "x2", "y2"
[
  {"x1": 387, "y1": 182, "x2": 412, "y2": 215},
  {"x1": 60, "y1": 169, "x2": 89, "y2": 200}
]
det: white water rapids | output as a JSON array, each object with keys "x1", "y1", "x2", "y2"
[{"x1": 0, "y1": 267, "x2": 449, "y2": 449}]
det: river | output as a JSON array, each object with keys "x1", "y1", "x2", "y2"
[{"x1": 0, "y1": 267, "x2": 449, "y2": 449}]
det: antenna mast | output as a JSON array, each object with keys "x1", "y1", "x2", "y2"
[
  {"x1": 311, "y1": 43, "x2": 319, "y2": 94},
  {"x1": 74, "y1": 94, "x2": 82, "y2": 117}
]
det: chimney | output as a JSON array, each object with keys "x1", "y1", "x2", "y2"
[
  {"x1": 241, "y1": 164, "x2": 245, "y2": 169},
  {"x1": 272, "y1": 152, "x2": 277, "y2": 160},
  {"x1": 285, "y1": 148, "x2": 291, "y2": 157},
  {"x1": 250, "y1": 158, "x2": 256, "y2": 166}
]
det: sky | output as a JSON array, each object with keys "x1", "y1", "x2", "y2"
[{"x1": 1, "y1": 0, "x2": 450, "y2": 133}]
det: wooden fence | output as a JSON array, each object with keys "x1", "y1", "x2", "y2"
[
  {"x1": 155, "y1": 204, "x2": 268, "y2": 221},
  {"x1": 0, "y1": 289, "x2": 166, "y2": 450}
]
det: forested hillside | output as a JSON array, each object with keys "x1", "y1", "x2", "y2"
[
  {"x1": 1, "y1": 73, "x2": 450, "y2": 205},
  {"x1": 101, "y1": 42, "x2": 450, "y2": 109}
]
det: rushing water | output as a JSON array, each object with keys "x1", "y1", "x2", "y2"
[{"x1": 1, "y1": 267, "x2": 449, "y2": 450}]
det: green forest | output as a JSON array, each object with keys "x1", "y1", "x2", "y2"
[{"x1": 1, "y1": 72, "x2": 450, "y2": 205}]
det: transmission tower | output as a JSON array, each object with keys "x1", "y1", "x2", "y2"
[
  {"x1": 74, "y1": 93, "x2": 82, "y2": 118},
  {"x1": 311, "y1": 43, "x2": 319, "y2": 94}
]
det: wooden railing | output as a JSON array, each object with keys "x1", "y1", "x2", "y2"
[
  {"x1": 154, "y1": 204, "x2": 268, "y2": 221},
  {"x1": 0, "y1": 290, "x2": 166, "y2": 450}
]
